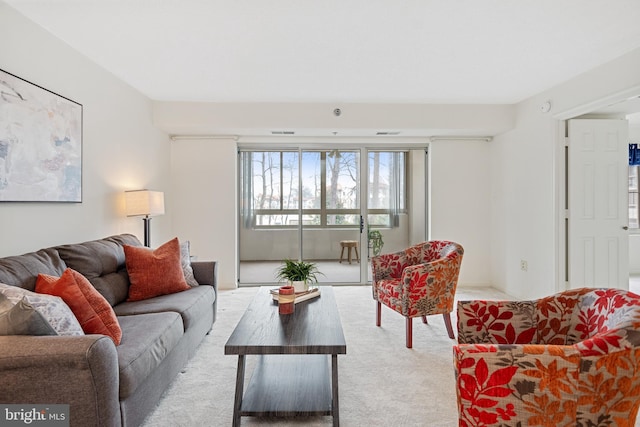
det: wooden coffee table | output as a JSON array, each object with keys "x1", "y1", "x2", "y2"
[{"x1": 225, "y1": 286, "x2": 347, "y2": 426}]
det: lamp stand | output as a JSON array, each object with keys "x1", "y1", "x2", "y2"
[{"x1": 143, "y1": 216, "x2": 151, "y2": 247}]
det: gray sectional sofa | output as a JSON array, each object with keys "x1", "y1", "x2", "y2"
[{"x1": 0, "y1": 234, "x2": 217, "y2": 427}]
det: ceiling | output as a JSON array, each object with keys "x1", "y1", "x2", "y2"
[{"x1": 5, "y1": 0, "x2": 640, "y2": 108}]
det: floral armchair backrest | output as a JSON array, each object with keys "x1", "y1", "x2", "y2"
[
  {"x1": 457, "y1": 287, "x2": 640, "y2": 347},
  {"x1": 401, "y1": 243, "x2": 424, "y2": 267},
  {"x1": 456, "y1": 299, "x2": 538, "y2": 345},
  {"x1": 371, "y1": 241, "x2": 463, "y2": 287},
  {"x1": 420, "y1": 240, "x2": 463, "y2": 265},
  {"x1": 535, "y1": 287, "x2": 591, "y2": 345},
  {"x1": 371, "y1": 247, "x2": 413, "y2": 283},
  {"x1": 570, "y1": 288, "x2": 640, "y2": 345}
]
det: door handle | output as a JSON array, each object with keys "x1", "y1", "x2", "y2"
[
  {"x1": 360, "y1": 215, "x2": 364, "y2": 234},
  {"x1": 623, "y1": 226, "x2": 629, "y2": 230}
]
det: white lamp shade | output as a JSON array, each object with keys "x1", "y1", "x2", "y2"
[{"x1": 124, "y1": 190, "x2": 165, "y2": 217}]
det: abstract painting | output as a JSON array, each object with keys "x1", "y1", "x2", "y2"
[{"x1": 0, "y1": 69, "x2": 82, "y2": 202}]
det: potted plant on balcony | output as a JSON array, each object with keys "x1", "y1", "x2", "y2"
[
  {"x1": 368, "y1": 229, "x2": 384, "y2": 257},
  {"x1": 275, "y1": 259, "x2": 322, "y2": 292}
]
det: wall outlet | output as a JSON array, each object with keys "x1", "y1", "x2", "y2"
[{"x1": 520, "y1": 260, "x2": 528, "y2": 271}]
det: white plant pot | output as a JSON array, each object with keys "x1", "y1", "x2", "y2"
[{"x1": 290, "y1": 280, "x2": 307, "y2": 293}]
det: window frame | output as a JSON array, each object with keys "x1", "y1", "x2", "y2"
[{"x1": 240, "y1": 149, "x2": 407, "y2": 229}]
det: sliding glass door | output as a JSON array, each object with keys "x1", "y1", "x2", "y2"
[
  {"x1": 238, "y1": 146, "x2": 417, "y2": 286},
  {"x1": 300, "y1": 149, "x2": 362, "y2": 283}
]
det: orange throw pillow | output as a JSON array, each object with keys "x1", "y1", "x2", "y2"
[
  {"x1": 36, "y1": 269, "x2": 122, "y2": 345},
  {"x1": 124, "y1": 237, "x2": 190, "y2": 302}
]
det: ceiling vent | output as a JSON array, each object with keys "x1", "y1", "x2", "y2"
[
  {"x1": 271, "y1": 131, "x2": 295, "y2": 135},
  {"x1": 376, "y1": 131, "x2": 401, "y2": 136}
]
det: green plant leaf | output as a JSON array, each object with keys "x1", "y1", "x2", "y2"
[{"x1": 274, "y1": 259, "x2": 322, "y2": 283}]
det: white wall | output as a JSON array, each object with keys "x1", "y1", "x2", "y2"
[
  {"x1": 153, "y1": 102, "x2": 515, "y2": 137},
  {"x1": 170, "y1": 138, "x2": 237, "y2": 288},
  {"x1": 491, "y1": 47, "x2": 640, "y2": 299},
  {"x1": 0, "y1": 3, "x2": 172, "y2": 256},
  {"x1": 429, "y1": 139, "x2": 492, "y2": 286},
  {"x1": 489, "y1": 107, "x2": 557, "y2": 299}
]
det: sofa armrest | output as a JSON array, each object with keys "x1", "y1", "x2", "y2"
[
  {"x1": 191, "y1": 261, "x2": 218, "y2": 323},
  {"x1": 191, "y1": 260, "x2": 217, "y2": 287},
  {"x1": 0, "y1": 335, "x2": 121, "y2": 427}
]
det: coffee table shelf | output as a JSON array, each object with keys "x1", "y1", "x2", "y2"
[{"x1": 241, "y1": 354, "x2": 332, "y2": 416}]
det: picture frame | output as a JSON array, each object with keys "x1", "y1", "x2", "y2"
[{"x1": 0, "y1": 68, "x2": 83, "y2": 202}]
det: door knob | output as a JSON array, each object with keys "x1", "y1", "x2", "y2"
[{"x1": 623, "y1": 226, "x2": 629, "y2": 230}]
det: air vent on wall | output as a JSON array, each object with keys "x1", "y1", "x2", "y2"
[
  {"x1": 376, "y1": 131, "x2": 401, "y2": 136},
  {"x1": 271, "y1": 131, "x2": 295, "y2": 135}
]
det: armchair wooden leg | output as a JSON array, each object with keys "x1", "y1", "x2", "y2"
[
  {"x1": 443, "y1": 313, "x2": 455, "y2": 339},
  {"x1": 421, "y1": 315, "x2": 428, "y2": 324},
  {"x1": 376, "y1": 301, "x2": 381, "y2": 327},
  {"x1": 406, "y1": 317, "x2": 413, "y2": 348}
]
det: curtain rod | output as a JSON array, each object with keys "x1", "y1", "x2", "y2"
[{"x1": 429, "y1": 136, "x2": 493, "y2": 142}]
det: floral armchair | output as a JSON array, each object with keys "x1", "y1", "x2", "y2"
[
  {"x1": 454, "y1": 287, "x2": 640, "y2": 426},
  {"x1": 371, "y1": 240, "x2": 464, "y2": 348}
]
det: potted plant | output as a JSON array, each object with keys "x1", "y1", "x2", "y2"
[
  {"x1": 368, "y1": 229, "x2": 384, "y2": 257},
  {"x1": 275, "y1": 259, "x2": 322, "y2": 292}
]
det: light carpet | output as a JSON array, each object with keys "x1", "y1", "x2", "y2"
[{"x1": 140, "y1": 286, "x2": 508, "y2": 427}]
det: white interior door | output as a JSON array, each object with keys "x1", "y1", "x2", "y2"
[{"x1": 568, "y1": 119, "x2": 629, "y2": 290}]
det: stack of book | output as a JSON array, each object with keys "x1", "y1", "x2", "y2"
[{"x1": 270, "y1": 287, "x2": 321, "y2": 304}]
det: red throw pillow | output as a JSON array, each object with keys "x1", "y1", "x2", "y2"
[
  {"x1": 124, "y1": 237, "x2": 190, "y2": 302},
  {"x1": 36, "y1": 268, "x2": 122, "y2": 345}
]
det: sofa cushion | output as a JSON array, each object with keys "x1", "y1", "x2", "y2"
[
  {"x1": 114, "y1": 285, "x2": 215, "y2": 331},
  {"x1": 116, "y1": 312, "x2": 183, "y2": 399},
  {"x1": 56, "y1": 234, "x2": 142, "y2": 306},
  {"x1": 0, "y1": 283, "x2": 83, "y2": 336},
  {"x1": 36, "y1": 269, "x2": 122, "y2": 345},
  {"x1": 0, "y1": 294, "x2": 57, "y2": 336},
  {"x1": 0, "y1": 248, "x2": 66, "y2": 291},
  {"x1": 179, "y1": 240, "x2": 199, "y2": 287},
  {"x1": 124, "y1": 238, "x2": 190, "y2": 302}
]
